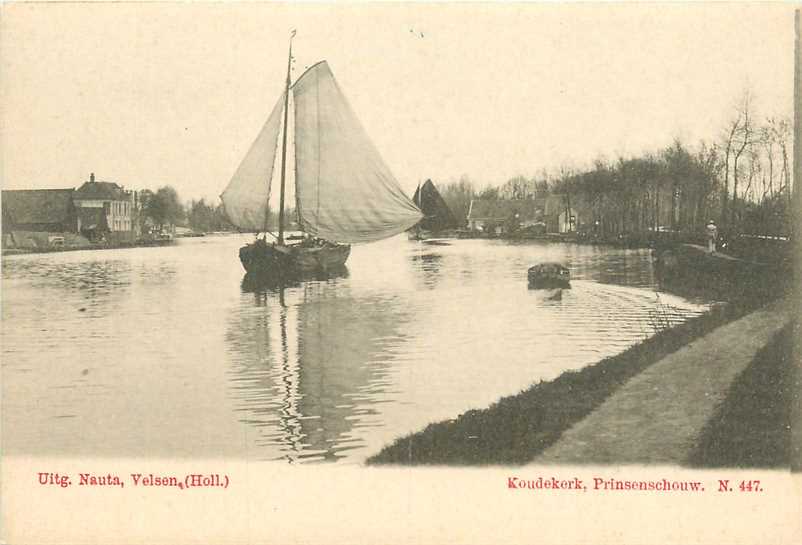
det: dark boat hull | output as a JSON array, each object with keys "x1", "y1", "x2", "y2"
[
  {"x1": 239, "y1": 240, "x2": 350, "y2": 274},
  {"x1": 527, "y1": 277, "x2": 571, "y2": 290},
  {"x1": 407, "y1": 229, "x2": 457, "y2": 241},
  {"x1": 527, "y1": 263, "x2": 571, "y2": 289}
]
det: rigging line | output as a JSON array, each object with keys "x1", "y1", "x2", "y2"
[
  {"x1": 316, "y1": 68, "x2": 321, "y2": 227},
  {"x1": 293, "y1": 86, "x2": 304, "y2": 234},
  {"x1": 292, "y1": 92, "x2": 302, "y2": 230},
  {"x1": 262, "y1": 95, "x2": 282, "y2": 236}
]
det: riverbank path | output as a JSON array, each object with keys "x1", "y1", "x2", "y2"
[{"x1": 533, "y1": 297, "x2": 793, "y2": 465}]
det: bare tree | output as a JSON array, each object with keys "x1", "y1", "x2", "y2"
[
  {"x1": 765, "y1": 117, "x2": 792, "y2": 204},
  {"x1": 759, "y1": 122, "x2": 776, "y2": 201},
  {"x1": 730, "y1": 89, "x2": 756, "y2": 225},
  {"x1": 721, "y1": 116, "x2": 740, "y2": 227}
]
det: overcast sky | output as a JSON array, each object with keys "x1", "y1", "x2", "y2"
[{"x1": 1, "y1": 3, "x2": 795, "y2": 202}]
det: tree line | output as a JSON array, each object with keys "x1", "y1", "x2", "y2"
[
  {"x1": 133, "y1": 187, "x2": 233, "y2": 234},
  {"x1": 137, "y1": 187, "x2": 292, "y2": 234},
  {"x1": 437, "y1": 91, "x2": 793, "y2": 240},
  {"x1": 143, "y1": 90, "x2": 793, "y2": 240}
]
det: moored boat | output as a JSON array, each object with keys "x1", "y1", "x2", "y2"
[
  {"x1": 407, "y1": 179, "x2": 458, "y2": 241},
  {"x1": 527, "y1": 262, "x2": 571, "y2": 289}
]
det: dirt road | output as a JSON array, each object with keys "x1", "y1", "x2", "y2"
[{"x1": 534, "y1": 298, "x2": 793, "y2": 465}]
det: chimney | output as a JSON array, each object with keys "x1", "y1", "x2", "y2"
[{"x1": 90, "y1": 172, "x2": 95, "y2": 183}]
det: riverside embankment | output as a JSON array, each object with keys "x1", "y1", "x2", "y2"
[
  {"x1": 368, "y1": 248, "x2": 794, "y2": 467},
  {"x1": 532, "y1": 297, "x2": 793, "y2": 466},
  {"x1": 1, "y1": 229, "x2": 180, "y2": 256}
]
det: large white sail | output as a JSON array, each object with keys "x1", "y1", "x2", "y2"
[
  {"x1": 221, "y1": 93, "x2": 285, "y2": 231},
  {"x1": 292, "y1": 61, "x2": 422, "y2": 243}
]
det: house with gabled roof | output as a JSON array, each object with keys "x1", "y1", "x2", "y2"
[
  {"x1": 543, "y1": 193, "x2": 593, "y2": 233},
  {"x1": 73, "y1": 173, "x2": 136, "y2": 239},
  {"x1": 466, "y1": 198, "x2": 544, "y2": 234}
]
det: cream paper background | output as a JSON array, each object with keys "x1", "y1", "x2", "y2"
[
  {"x1": 2, "y1": 2, "x2": 801, "y2": 544},
  {"x1": 3, "y1": 458, "x2": 801, "y2": 544}
]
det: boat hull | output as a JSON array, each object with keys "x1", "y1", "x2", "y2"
[
  {"x1": 239, "y1": 240, "x2": 350, "y2": 275},
  {"x1": 527, "y1": 262, "x2": 571, "y2": 290},
  {"x1": 407, "y1": 229, "x2": 457, "y2": 241}
]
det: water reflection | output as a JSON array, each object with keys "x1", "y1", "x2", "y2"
[
  {"x1": 567, "y1": 248, "x2": 656, "y2": 289},
  {"x1": 240, "y1": 266, "x2": 350, "y2": 295},
  {"x1": 3, "y1": 257, "x2": 135, "y2": 295},
  {"x1": 226, "y1": 275, "x2": 409, "y2": 463},
  {"x1": 408, "y1": 252, "x2": 444, "y2": 289},
  {"x1": 2, "y1": 235, "x2": 711, "y2": 462}
]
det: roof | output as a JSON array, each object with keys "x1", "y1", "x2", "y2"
[
  {"x1": 467, "y1": 199, "x2": 542, "y2": 222},
  {"x1": 1, "y1": 189, "x2": 75, "y2": 225},
  {"x1": 74, "y1": 181, "x2": 127, "y2": 201}
]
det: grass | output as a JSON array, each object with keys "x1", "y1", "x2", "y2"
[
  {"x1": 367, "y1": 297, "x2": 763, "y2": 466},
  {"x1": 684, "y1": 320, "x2": 797, "y2": 469}
]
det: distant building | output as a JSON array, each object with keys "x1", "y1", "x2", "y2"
[
  {"x1": 546, "y1": 194, "x2": 599, "y2": 234},
  {"x1": 466, "y1": 199, "x2": 544, "y2": 234},
  {"x1": 544, "y1": 194, "x2": 576, "y2": 233},
  {"x1": 1, "y1": 189, "x2": 77, "y2": 232},
  {"x1": 73, "y1": 173, "x2": 136, "y2": 240}
]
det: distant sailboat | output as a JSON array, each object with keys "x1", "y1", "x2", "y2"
[
  {"x1": 408, "y1": 179, "x2": 457, "y2": 241},
  {"x1": 221, "y1": 32, "x2": 422, "y2": 275}
]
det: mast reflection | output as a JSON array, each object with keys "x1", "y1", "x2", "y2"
[{"x1": 227, "y1": 267, "x2": 409, "y2": 462}]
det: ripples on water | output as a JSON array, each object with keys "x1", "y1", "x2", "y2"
[{"x1": 1, "y1": 235, "x2": 709, "y2": 462}]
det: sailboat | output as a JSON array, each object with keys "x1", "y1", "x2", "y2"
[
  {"x1": 407, "y1": 179, "x2": 458, "y2": 241},
  {"x1": 221, "y1": 32, "x2": 422, "y2": 275}
]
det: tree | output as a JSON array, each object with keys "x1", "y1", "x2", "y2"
[
  {"x1": 764, "y1": 117, "x2": 792, "y2": 204},
  {"x1": 721, "y1": 116, "x2": 740, "y2": 228},
  {"x1": 719, "y1": 88, "x2": 758, "y2": 228},
  {"x1": 187, "y1": 199, "x2": 236, "y2": 232},
  {"x1": 213, "y1": 202, "x2": 235, "y2": 231},
  {"x1": 731, "y1": 90, "x2": 755, "y2": 226},
  {"x1": 500, "y1": 175, "x2": 534, "y2": 200},
  {"x1": 143, "y1": 186, "x2": 184, "y2": 230},
  {"x1": 187, "y1": 199, "x2": 216, "y2": 232},
  {"x1": 477, "y1": 185, "x2": 499, "y2": 200},
  {"x1": 439, "y1": 175, "x2": 476, "y2": 228}
]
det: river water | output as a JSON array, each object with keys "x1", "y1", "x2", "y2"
[{"x1": 2, "y1": 234, "x2": 710, "y2": 463}]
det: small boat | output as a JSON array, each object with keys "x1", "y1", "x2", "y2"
[
  {"x1": 527, "y1": 262, "x2": 571, "y2": 289},
  {"x1": 221, "y1": 32, "x2": 422, "y2": 276},
  {"x1": 407, "y1": 179, "x2": 458, "y2": 241}
]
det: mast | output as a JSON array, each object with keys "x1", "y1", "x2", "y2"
[
  {"x1": 277, "y1": 30, "x2": 296, "y2": 245},
  {"x1": 792, "y1": 9, "x2": 802, "y2": 472}
]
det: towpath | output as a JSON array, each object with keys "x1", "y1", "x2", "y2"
[{"x1": 533, "y1": 298, "x2": 793, "y2": 465}]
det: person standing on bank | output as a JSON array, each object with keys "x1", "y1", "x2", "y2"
[{"x1": 705, "y1": 220, "x2": 718, "y2": 254}]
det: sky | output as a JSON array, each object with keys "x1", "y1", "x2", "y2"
[{"x1": 0, "y1": 3, "x2": 796, "y2": 203}]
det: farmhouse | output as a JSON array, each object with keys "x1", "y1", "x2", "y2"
[{"x1": 466, "y1": 199, "x2": 544, "y2": 235}]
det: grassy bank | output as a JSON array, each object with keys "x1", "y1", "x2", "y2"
[
  {"x1": 685, "y1": 320, "x2": 797, "y2": 469},
  {"x1": 367, "y1": 296, "x2": 772, "y2": 466}
]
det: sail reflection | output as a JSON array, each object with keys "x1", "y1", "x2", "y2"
[{"x1": 226, "y1": 278, "x2": 410, "y2": 462}]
